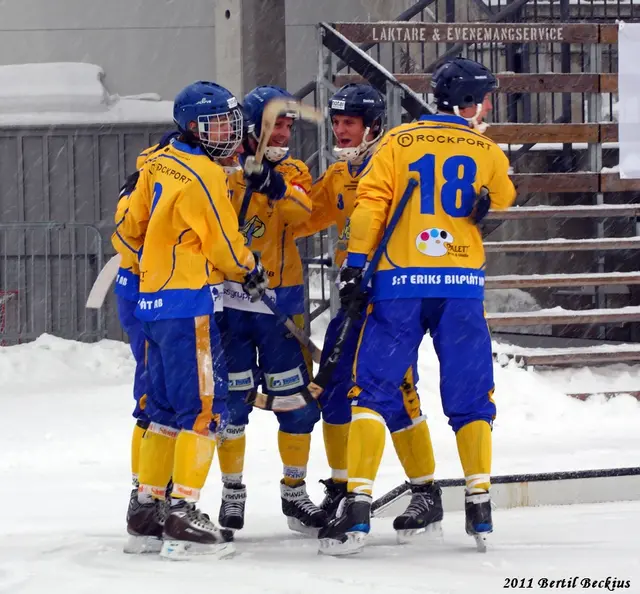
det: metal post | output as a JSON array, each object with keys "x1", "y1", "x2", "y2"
[
  {"x1": 317, "y1": 26, "x2": 341, "y2": 320},
  {"x1": 587, "y1": 42, "x2": 605, "y2": 338},
  {"x1": 386, "y1": 81, "x2": 403, "y2": 129}
]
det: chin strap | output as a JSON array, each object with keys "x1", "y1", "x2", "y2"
[
  {"x1": 453, "y1": 104, "x2": 488, "y2": 133},
  {"x1": 332, "y1": 126, "x2": 385, "y2": 164}
]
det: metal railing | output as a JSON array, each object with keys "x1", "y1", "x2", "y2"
[{"x1": 0, "y1": 223, "x2": 106, "y2": 345}]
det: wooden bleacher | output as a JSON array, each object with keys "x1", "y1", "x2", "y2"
[{"x1": 328, "y1": 20, "x2": 640, "y2": 368}]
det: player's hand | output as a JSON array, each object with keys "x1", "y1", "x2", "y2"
[
  {"x1": 242, "y1": 252, "x2": 268, "y2": 302},
  {"x1": 338, "y1": 266, "x2": 366, "y2": 310},
  {"x1": 243, "y1": 156, "x2": 286, "y2": 201},
  {"x1": 470, "y1": 186, "x2": 491, "y2": 223}
]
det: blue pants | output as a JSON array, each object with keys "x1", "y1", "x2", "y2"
[
  {"x1": 353, "y1": 298, "x2": 495, "y2": 433},
  {"x1": 320, "y1": 306, "x2": 421, "y2": 429},
  {"x1": 117, "y1": 296, "x2": 148, "y2": 423},
  {"x1": 142, "y1": 315, "x2": 228, "y2": 433},
  {"x1": 218, "y1": 309, "x2": 320, "y2": 434}
]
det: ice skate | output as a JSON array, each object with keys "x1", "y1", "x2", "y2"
[
  {"x1": 465, "y1": 491, "x2": 492, "y2": 553},
  {"x1": 218, "y1": 483, "x2": 247, "y2": 542},
  {"x1": 160, "y1": 500, "x2": 235, "y2": 560},
  {"x1": 318, "y1": 493, "x2": 371, "y2": 556},
  {"x1": 393, "y1": 482, "x2": 444, "y2": 544},
  {"x1": 280, "y1": 480, "x2": 328, "y2": 536},
  {"x1": 124, "y1": 497, "x2": 167, "y2": 554},
  {"x1": 319, "y1": 478, "x2": 347, "y2": 520}
]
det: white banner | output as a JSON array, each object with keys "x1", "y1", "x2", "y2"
[{"x1": 618, "y1": 22, "x2": 640, "y2": 179}]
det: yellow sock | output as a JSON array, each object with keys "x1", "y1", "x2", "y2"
[
  {"x1": 217, "y1": 424, "x2": 246, "y2": 484},
  {"x1": 391, "y1": 420, "x2": 436, "y2": 484},
  {"x1": 130, "y1": 423, "x2": 146, "y2": 485},
  {"x1": 347, "y1": 406, "x2": 386, "y2": 496},
  {"x1": 278, "y1": 431, "x2": 311, "y2": 487},
  {"x1": 138, "y1": 423, "x2": 178, "y2": 499},
  {"x1": 171, "y1": 430, "x2": 216, "y2": 501},
  {"x1": 456, "y1": 420, "x2": 492, "y2": 493},
  {"x1": 322, "y1": 421, "x2": 349, "y2": 482}
]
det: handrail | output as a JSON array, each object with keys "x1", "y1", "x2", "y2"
[
  {"x1": 319, "y1": 23, "x2": 431, "y2": 120},
  {"x1": 293, "y1": 0, "x2": 437, "y2": 100}
]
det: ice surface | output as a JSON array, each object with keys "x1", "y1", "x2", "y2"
[{"x1": 2, "y1": 333, "x2": 639, "y2": 592}]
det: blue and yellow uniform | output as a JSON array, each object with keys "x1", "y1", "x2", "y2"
[
  {"x1": 112, "y1": 132, "x2": 177, "y2": 489},
  {"x1": 112, "y1": 133, "x2": 178, "y2": 426},
  {"x1": 115, "y1": 138, "x2": 254, "y2": 500},
  {"x1": 346, "y1": 113, "x2": 515, "y2": 499},
  {"x1": 218, "y1": 155, "x2": 320, "y2": 482},
  {"x1": 297, "y1": 158, "x2": 422, "y2": 468}
]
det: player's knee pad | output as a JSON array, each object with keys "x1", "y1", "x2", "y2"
[
  {"x1": 277, "y1": 400, "x2": 321, "y2": 434},
  {"x1": 227, "y1": 369, "x2": 257, "y2": 425},
  {"x1": 263, "y1": 365, "x2": 307, "y2": 396}
]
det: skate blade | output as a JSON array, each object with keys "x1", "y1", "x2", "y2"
[
  {"x1": 160, "y1": 539, "x2": 236, "y2": 560},
  {"x1": 287, "y1": 516, "x2": 321, "y2": 537},
  {"x1": 473, "y1": 532, "x2": 488, "y2": 553},
  {"x1": 318, "y1": 531, "x2": 367, "y2": 556},
  {"x1": 123, "y1": 534, "x2": 163, "y2": 554},
  {"x1": 395, "y1": 521, "x2": 443, "y2": 545}
]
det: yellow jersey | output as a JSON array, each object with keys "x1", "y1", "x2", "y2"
[
  {"x1": 223, "y1": 156, "x2": 312, "y2": 315},
  {"x1": 295, "y1": 157, "x2": 371, "y2": 268},
  {"x1": 112, "y1": 133, "x2": 178, "y2": 301},
  {"x1": 114, "y1": 140, "x2": 255, "y2": 320},
  {"x1": 348, "y1": 114, "x2": 516, "y2": 301}
]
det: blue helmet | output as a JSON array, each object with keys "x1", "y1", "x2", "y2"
[
  {"x1": 328, "y1": 84, "x2": 386, "y2": 162},
  {"x1": 431, "y1": 57, "x2": 498, "y2": 111},
  {"x1": 243, "y1": 85, "x2": 296, "y2": 139},
  {"x1": 173, "y1": 81, "x2": 243, "y2": 158},
  {"x1": 328, "y1": 83, "x2": 386, "y2": 131}
]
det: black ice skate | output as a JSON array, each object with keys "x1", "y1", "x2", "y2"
[
  {"x1": 280, "y1": 480, "x2": 328, "y2": 536},
  {"x1": 126, "y1": 487, "x2": 140, "y2": 524},
  {"x1": 465, "y1": 491, "x2": 493, "y2": 553},
  {"x1": 319, "y1": 478, "x2": 348, "y2": 520},
  {"x1": 124, "y1": 498, "x2": 167, "y2": 554},
  {"x1": 393, "y1": 482, "x2": 444, "y2": 543},
  {"x1": 318, "y1": 493, "x2": 371, "y2": 556},
  {"x1": 160, "y1": 500, "x2": 235, "y2": 560},
  {"x1": 218, "y1": 483, "x2": 247, "y2": 541}
]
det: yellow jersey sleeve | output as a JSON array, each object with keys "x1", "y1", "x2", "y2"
[
  {"x1": 485, "y1": 147, "x2": 516, "y2": 210},
  {"x1": 294, "y1": 173, "x2": 336, "y2": 239},
  {"x1": 347, "y1": 137, "x2": 395, "y2": 262},
  {"x1": 276, "y1": 160, "x2": 312, "y2": 226}
]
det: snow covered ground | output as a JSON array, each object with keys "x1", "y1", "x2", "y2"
[{"x1": 2, "y1": 330, "x2": 640, "y2": 593}]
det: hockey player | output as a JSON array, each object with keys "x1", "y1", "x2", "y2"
[
  {"x1": 215, "y1": 85, "x2": 326, "y2": 538},
  {"x1": 296, "y1": 84, "x2": 439, "y2": 525},
  {"x1": 319, "y1": 58, "x2": 516, "y2": 555},
  {"x1": 115, "y1": 81, "x2": 267, "y2": 559},
  {"x1": 112, "y1": 130, "x2": 178, "y2": 528}
]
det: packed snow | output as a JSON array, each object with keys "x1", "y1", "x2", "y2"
[
  {"x1": 2, "y1": 328, "x2": 639, "y2": 592},
  {"x1": 0, "y1": 63, "x2": 172, "y2": 126}
]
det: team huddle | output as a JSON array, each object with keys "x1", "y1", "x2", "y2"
[{"x1": 111, "y1": 57, "x2": 516, "y2": 560}]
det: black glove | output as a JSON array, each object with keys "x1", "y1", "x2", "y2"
[
  {"x1": 242, "y1": 253, "x2": 268, "y2": 302},
  {"x1": 339, "y1": 266, "x2": 366, "y2": 310},
  {"x1": 470, "y1": 186, "x2": 491, "y2": 223},
  {"x1": 243, "y1": 156, "x2": 286, "y2": 201}
]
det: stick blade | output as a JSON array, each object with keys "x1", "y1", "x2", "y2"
[
  {"x1": 86, "y1": 254, "x2": 122, "y2": 309},
  {"x1": 262, "y1": 99, "x2": 323, "y2": 124}
]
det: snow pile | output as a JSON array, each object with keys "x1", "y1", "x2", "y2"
[
  {"x1": 0, "y1": 62, "x2": 173, "y2": 126},
  {"x1": 484, "y1": 288, "x2": 540, "y2": 313},
  {"x1": 0, "y1": 333, "x2": 134, "y2": 392}
]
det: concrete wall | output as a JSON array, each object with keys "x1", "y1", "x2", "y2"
[
  {"x1": 0, "y1": 0, "x2": 216, "y2": 100},
  {"x1": 285, "y1": 0, "x2": 415, "y2": 94}
]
